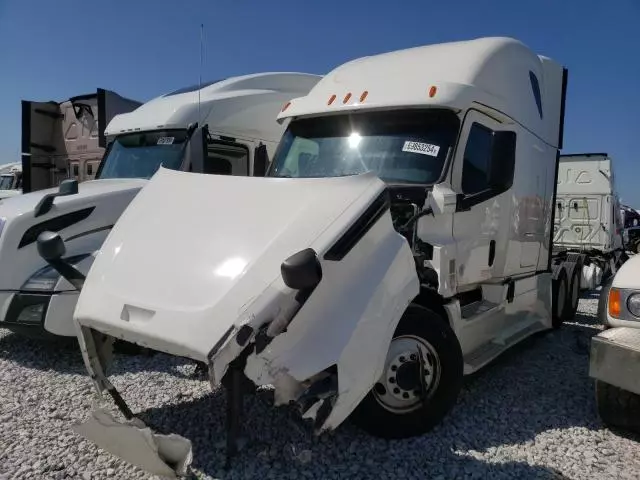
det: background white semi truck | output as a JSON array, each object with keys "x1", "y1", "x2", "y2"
[
  {"x1": 550, "y1": 153, "x2": 628, "y2": 322},
  {"x1": 21, "y1": 89, "x2": 142, "y2": 193},
  {"x1": 0, "y1": 72, "x2": 321, "y2": 338},
  {"x1": 0, "y1": 162, "x2": 23, "y2": 200},
  {"x1": 35, "y1": 37, "x2": 583, "y2": 475}
]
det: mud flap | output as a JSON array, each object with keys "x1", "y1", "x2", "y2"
[{"x1": 72, "y1": 410, "x2": 193, "y2": 478}]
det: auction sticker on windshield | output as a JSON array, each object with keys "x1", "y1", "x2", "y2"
[
  {"x1": 402, "y1": 141, "x2": 440, "y2": 157},
  {"x1": 157, "y1": 137, "x2": 175, "y2": 145}
]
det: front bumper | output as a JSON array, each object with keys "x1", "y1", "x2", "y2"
[
  {"x1": 0, "y1": 290, "x2": 80, "y2": 338},
  {"x1": 0, "y1": 291, "x2": 53, "y2": 338},
  {"x1": 589, "y1": 327, "x2": 640, "y2": 395}
]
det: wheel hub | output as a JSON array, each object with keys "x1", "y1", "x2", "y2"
[
  {"x1": 395, "y1": 360, "x2": 420, "y2": 391},
  {"x1": 373, "y1": 335, "x2": 441, "y2": 414}
]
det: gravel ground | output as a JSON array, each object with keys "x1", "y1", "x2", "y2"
[{"x1": 1, "y1": 292, "x2": 639, "y2": 480}]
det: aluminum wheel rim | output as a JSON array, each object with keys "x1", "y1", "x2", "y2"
[{"x1": 373, "y1": 334, "x2": 441, "y2": 414}]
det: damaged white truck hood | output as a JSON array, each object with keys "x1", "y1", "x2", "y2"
[
  {"x1": 74, "y1": 167, "x2": 421, "y2": 474},
  {"x1": 75, "y1": 167, "x2": 404, "y2": 361}
]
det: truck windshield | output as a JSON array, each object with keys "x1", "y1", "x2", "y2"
[
  {"x1": 97, "y1": 130, "x2": 188, "y2": 180},
  {"x1": 268, "y1": 109, "x2": 460, "y2": 184},
  {"x1": 0, "y1": 175, "x2": 14, "y2": 190}
]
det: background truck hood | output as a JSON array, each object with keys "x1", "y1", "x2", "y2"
[
  {"x1": 0, "y1": 179, "x2": 147, "y2": 218},
  {"x1": 0, "y1": 178, "x2": 148, "y2": 291},
  {"x1": 75, "y1": 168, "x2": 386, "y2": 360}
]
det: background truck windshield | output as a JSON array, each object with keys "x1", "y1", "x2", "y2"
[
  {"x1": 0, "y1": 175, "x2": 14, "y2": 190},
  {"x1": 268, "y1": 109, "x2": 460, "y2": 184},
  {"x1": 97, "y1": 130, "x2": 188, "y2": 179}
]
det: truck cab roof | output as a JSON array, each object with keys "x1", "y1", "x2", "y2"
[
  {"x1": 105, "y1": 72, "x2": 322, "y2": 141},
  {"x1": 278, "y1": 37, "x2": 564, "y2": 148}
]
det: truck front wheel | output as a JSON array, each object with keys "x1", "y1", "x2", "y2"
[
  {"x1": 595, "y1": 380, "x2": 640, "y2": 433},
  {"x1": 349, "y1": 304, "x2": 463, "y2": 439}
]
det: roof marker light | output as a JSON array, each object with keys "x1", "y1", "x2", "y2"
[
  {"x1": 328, "y1": 94, "x2": 337, "y2": 105},
  {"x1": 343, "y1": 92, "x2": 352, "y2": 104},
  {"x1": 282, "y1": 101, "x2": 291, "y2": 112},
  {"x1": 429, "y1": 86, "x2": 437, "y2": 98},
  {"x1": 359, "y1": 91, "x2": 369, "y2": 103}
]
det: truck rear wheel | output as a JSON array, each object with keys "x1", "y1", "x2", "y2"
[
  {"x1": 562, "y1": 261, "x2": 580, "y2": 321},
  {"x1": 552, "y1": 264, "x2": 569, "y2": 328},
  {"x1": 595, "y1": 380, "x2": 640, "y2": 433},
  {"x1": 349, "y1": 304, "x2": 463, "y2": 439}
]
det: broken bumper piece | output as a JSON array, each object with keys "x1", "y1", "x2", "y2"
[{"x1": 73, "y1": 409, "x2": 192, "y2": 479}]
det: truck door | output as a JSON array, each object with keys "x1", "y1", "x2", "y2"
[
  {"x1": 21, "y1": 101, "x2": 65, "y2": 193},
  {"x1": 451, "y1": 110, "x2": 516, "y2": 288}
]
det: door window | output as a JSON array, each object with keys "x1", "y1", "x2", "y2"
[
  {"x1": 461, "y1": 123, "x2": 494, "y2": 195},
  {"x1": 206, "y1": 140, "x2": 249, "y2": 176}
]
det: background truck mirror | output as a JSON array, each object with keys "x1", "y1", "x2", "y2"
[
  {"x1": 253, "y1": 143, "x2": 268, "y2": 177},
  {"x1": 184, "y1": 124, "x2": 208, "y2": 173},
  {"x1": 36, "y1": 230, "x2": 86, "y2": 291},
  {"x1": 58, "y1": 178, "x2": 79, "y2": 196},
  {"x1": 37, "y1": 231, "x2": 66, "y2": 261}
]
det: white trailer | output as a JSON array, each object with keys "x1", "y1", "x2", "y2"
[
  {"x1": 38, "y1": 37, "x2": 570, "y2": 475},
  {"x1": 0, "y1": 72, "x2": 320, "y2": 338},
  {"x1": 0, "y1": 162, "x2": 23, "y2": 200},
  {"x1": 552, "y1": 153, "x2": 627, "y2": 303}
]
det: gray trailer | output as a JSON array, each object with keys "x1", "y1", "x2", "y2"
[{"x1": 21, "y1": 89, "x2": 142, "y2": 193}]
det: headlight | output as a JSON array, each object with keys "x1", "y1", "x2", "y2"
[
  {"x1": 21, "y1": 253, "x2": 91, "y2": 292},
  {"x1": 627, "y1": 293, "x2": 640, "y2": 317}
]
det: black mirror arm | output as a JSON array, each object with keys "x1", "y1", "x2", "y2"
[
  {"x1": 398, "y1": 206, "x2": 434, "y2": 232},
  {"x1": 48, "y1": 259, "x2": 86, "y2": 291}
]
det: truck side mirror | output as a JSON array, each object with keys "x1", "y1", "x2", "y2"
[
  {"x1": 428, "y1": 184, "x2": 458, "y2": 215},
  {"x1": 253, "y1": 143, "x2": 268, "y2": 177},
  {"x1": 59, "y1": 178, "x2": 79, "y2": 195},
  {"x1": 33, "y1": 179, "x2": 79, "y2": 217},
  {"x1": 184, "y1": 124, "x2": 208, "y2": 174},
  {"x1": 281, "y1": 248, "x2": 322, "y2": 290},
  {"x1": 36, "y1": 231, "x2": 87, "y2": 291},
  {"x1": 37, "y1": 231, "x2": 66, "y2": 261}
]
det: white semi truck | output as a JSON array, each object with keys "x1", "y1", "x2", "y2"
[
  {"x1": 589, "y1": 254, "x2": 640, "y2": 433},
  {"x1": 22, "y1": 89, "x2": 143, "y2": 192},
  {"x1": 0, "y1": 72, "x2": 320, "y2": 338},
  {"x1": 551, "y1": 153, "x2": 628, "y2": 320},
  {"x1": 0, "y1": 163, "x2": 23, "y2": 200},
  {"x1": 37, "y1": 37, "x2": 573, "y2": 475}
]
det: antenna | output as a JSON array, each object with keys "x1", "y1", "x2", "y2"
[{"x1": 198, "y1": 23, "x2": 204, "y2": 125}]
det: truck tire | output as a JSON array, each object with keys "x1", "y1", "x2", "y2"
[
  {"x1": 634, "y1": 240, "x2": 640, "y2": 255},
  {"x1": 551, "y1": 264, "x2": 569, "y2": 328},
  {"x1": 562, "y1": 261, "x2": 580, "y2": 322},
  {"x1": 349, "y1": 304, "x2": 463, "y2": 439},
  {"x1": 597, "y1": 277, "x2": 613, "y2": 328},
  {"x1": 595, "y1": 380, "x2": 640, "y2": 433}
]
